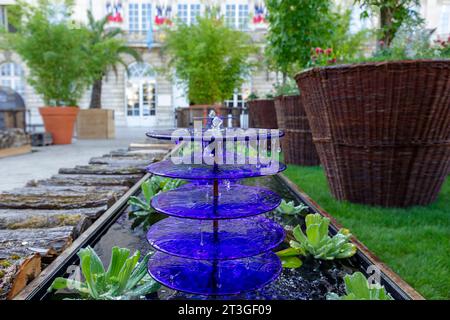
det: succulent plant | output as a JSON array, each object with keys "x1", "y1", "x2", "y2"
[
  {"x1": 327, "y1": 272, "x2": 393, "y2": 300},
  {"x1": 48, "y1": 246, "x2": 160, "y2": 300},
  {"x1": 128, "y1": 176, "x2": 184, "y2": 230},
  {"x1": 277, "y1": 213, "x2": 357, "y2": 268},
  {"x1": 276, "y1": 199, "x2": 308, "y2": 216},
  {"x1": 291, "y1": 213, "x2": 357, "y2": 260}
]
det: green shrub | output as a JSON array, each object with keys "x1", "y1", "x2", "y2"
[
  {"x1": 327, "y1": 272, "x2": 393, "y2": 300},
  {"x1": 164, "y1": 12, "x2": 257, "y2": 105},
  {"x1": 5, "y1": 0, "x2": 91, "y2": 106}
]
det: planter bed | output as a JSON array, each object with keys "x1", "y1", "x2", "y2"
[
  {"x1": 0, "y1": 145, "x2": 170, "y2": 299},
  {"x1": 15, "y1": 164, "x2": 422, "y2": 300},
  {"x1": 284, "y1": 164, "x2": 449, "y2": 300}
]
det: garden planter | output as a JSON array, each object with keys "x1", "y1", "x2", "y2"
[
  {"x1": 274, "y1": 95, "x2": 320, "y2": 166},
  {"x1": 295, "y1": 60, "x2": 450, "y2": 207},
  {"x1": 247, "y1": 99, "x2": 278, "y2": 129},
  {"x1": 39, "y1": 107, "x2": 79, "y2": 145},
  {"x1": 77, "y1": 109, "x2": 115, "y2": 139}
]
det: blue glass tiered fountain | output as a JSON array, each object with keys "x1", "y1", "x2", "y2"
[{"x1": 145, "y1": 118, "x2": 286, "y2": 296}]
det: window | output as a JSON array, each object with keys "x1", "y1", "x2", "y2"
[
  {"x1": 225, "y1": 4, "x2": 236, "y2": 28},
  {"x1": 129, "y1": 2, "x2": 151, "y2": 33},
  {"x1": 439, "y1": 5, "x2": 450, "y2": 35},
  {"x1": 225, "y1": 90, "x2": 246, "y2": 109},
  {"x1": 190, "y1": 4, "x2": 201, "y2": 24},
  {"x1": 177, "y1": 3, "x2": 201, "y2": 25},
  {"x1": 177, "y1": 4, "x2": 188, "y2": 24},
  {"x1": 225, "y1": 3, "x2": 248, "y2": 30},
  {"x1": 126, "y1": 63, "x2": 156, "y2": 117},
  {"x1": 0, "y1": 63, "x2": 25, "y2": 96},
  {"x1": 128, "y1": 3, "x2": 139, "y2": 32},
  {"x1": 0, "y1": 6, "x2": 7, "y2": 30},
  {"x1": 238, "y1": 4, "x2": 249, "y2": 30},
  {"x1": 141, "y1": 3, "x2": 152, "y2": 31}
]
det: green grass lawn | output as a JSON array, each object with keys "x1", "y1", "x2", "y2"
[{"x1": 283, "y1": 165, "x2": 450, "y2": 300}]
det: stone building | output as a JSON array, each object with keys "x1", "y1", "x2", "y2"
[{"x1": 0, "y1": 0, "x2": 449, "y2": 129}]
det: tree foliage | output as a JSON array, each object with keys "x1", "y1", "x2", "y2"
[
  {"x1": 265, "y1": 0, "x2": 332, "y2": 75},
  {"x1": 326, "y1": 6, "x2": 369, "y2": 63},
  {"x1": 85, "y1": 10, "x2": 142, "y2": 108},
  {"x1": 163, "y1": 12, "x2": 257, "y2": 105},
  {"x1": 4, "y1": 0, "x2": 91, "y2": 106},
  {"x1": 355, "y1": 0, "x2": 423, "y2": 46}
]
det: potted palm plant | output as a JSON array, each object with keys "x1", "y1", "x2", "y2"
[
  {"x1": 5, "y1": 0, "x2": 92, "y2": 144},
  {"x1": 78, "y1": 11, "x2": 142, "y2": 139},
  {"x1": 163, "y1": 11, "x2": 256, "y2": 125},
  {"x1": 295, "y1": 1, "x2": 450, "y2": 207}
]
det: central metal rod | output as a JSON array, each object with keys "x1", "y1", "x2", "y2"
[{"x1": 211, "y1": 140, "x2": 220, "y2": 294}]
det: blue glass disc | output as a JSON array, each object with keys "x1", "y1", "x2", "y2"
[
  {"x1": 148, "y1": 251, "x2": 282, "y2": 295},
  {"x1": 146, "y1": 160, "x2": 286, "y2": 180},
  {"x1": 151, "y1": 184, "x2": 281, "y2": 220},
  {"x1": 147, "y1": 216, "x2": 285, "y2": 260},
  {"x1": 146, "y1": 128, "x2": 285, "y2": 142}
]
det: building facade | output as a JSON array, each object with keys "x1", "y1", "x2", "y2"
[{"x1": 0, "y1": 0, "x2": 449, "y2": 129}]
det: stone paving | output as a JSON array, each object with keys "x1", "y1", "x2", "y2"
[{"x1": 0, "y1": 127, "x2": 150, "y2": 192}]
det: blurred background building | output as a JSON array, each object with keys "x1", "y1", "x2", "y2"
[{"x1": 0, "y1": 0, "x2": 448, "y2": 129}]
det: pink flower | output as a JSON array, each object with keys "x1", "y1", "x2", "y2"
[
  {"x1": 325, "y1": 48, "x2": 333, "y2": 55},
  {"x1": 315, "y1": 47, "x2": 324, "y2": 55}
]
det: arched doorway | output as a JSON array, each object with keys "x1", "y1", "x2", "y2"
[{"x1": 125, "y1": 62, "x2": 157, "y2": 126}]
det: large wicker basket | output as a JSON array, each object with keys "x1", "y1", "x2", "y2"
[
  {"x1": 295, "y1": 60, "x2": 450, "y2": 207},
  {"x1": 247, "y1": 99, "x2": 278, "y2": 129},
  {"x1": 274, "y1": 95, "x2": 320, "y2": 166}
]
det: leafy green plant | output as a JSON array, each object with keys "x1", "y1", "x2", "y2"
[
  {"x1": 435, "y1": 36, "x2": 450, "y2": 58},
  {"x1": 371, "y1": 27, "x2": 440, "y2": 61},
  {"x1": 276, "y1": 247, "x2": 304, "y2": 269},
  {"x1": 85, "y1": 10, "x2": 142, "y2": 109},
  {"x1": 355, "y1": 0, "x2": 423, "y2": 47},
  {"x1": 327, "y1": 272, "x2": 393, "y2": 300},
  {"x1": 4, "y1": 0, "x2": 92, "y2": 106},
  {"x1": 308, "y1": 47, "x2": 337, "y2": 67},
  {"x1": 273, "y1": 78, "x2": 299, "y2": 96},
  {"x1": 326, "y1": 6, "x2": 370, "y2": 62},
  {"x1": 265, "y1": 92, "x2": 275, "y2": 99},
  {"x1": 164, "y1": 12, "x2": 257, "y2": 105},
  {"x1": 265, "y1": 0, "x2": 332, "y2": 76},
  {"x1": 275, "y1": 199, "x2": 308, "y2": 216},
  {"x1": 292, "y1": 214, "x2": 357, "y2": 260},
  {"x1": 247, "y1": 92, "x2": 259, "y2": 101},
  {"x1": 48, "y1": 246, "x2": 160, "y2": 300},
  {"x1": 128, "y1": 176, "x2": 184, "y2": 230},
  {"x1": 276, "y1": 213, "x2": 357, "y2": 268}
]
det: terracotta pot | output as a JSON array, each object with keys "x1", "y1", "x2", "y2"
[
  {"x1": 39, "y1": 107, "x2": 79, "y2": 145},
  {"x1": 247, "y1": 99, "x2": 278, "y2": 129},
  {"x1": 295, "y1": 60, "x2": 450, "y2": 207}
]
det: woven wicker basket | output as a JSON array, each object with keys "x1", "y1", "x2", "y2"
[
  {"x1": 275, "y1": 95, "x2": 320, "y2": 166},
  {"x1": 295, "y1": 60, "x2": 450, "y2": 207},
  {"x1": 247, "y1": 99, "x2": 278, "y2": 129}
]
